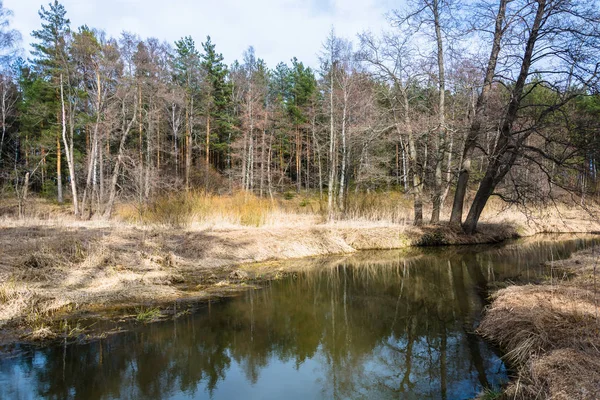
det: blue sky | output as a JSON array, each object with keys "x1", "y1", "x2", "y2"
[{"x1": 5, "y1": 0, "x2": 400, "y2": 68}]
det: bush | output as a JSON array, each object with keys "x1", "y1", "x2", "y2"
[
  {"x1": 341, "y1": 191, "x2": 413, "y2": 223},
  {"x1": 415, "y1": 230, "x2": 449, "y2": 246},
  {"x1": 118, "y1": 190, "x2": 274, "y2": 228},
  {"x1": 146, "y1": 194, "x2": 195, "y2": 228}
]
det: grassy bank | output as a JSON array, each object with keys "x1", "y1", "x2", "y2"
[
  {"x1": 1, "y1": 193, "x2": 600, "y2": 345},
  {"x1": 0, "y1": 219, "x2": 518, "y2": 341},
  {"x1": 478, "y1": 247, "x2": 600, "y2": 399}
]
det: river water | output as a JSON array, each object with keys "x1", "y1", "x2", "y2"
[{"x1": 0, "y1": 235, "x2": 596, "y2": 400}]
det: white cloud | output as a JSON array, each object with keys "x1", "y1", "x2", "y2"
[{"x1": 5, "y1": 0, "x2": 404, "y2": 68}]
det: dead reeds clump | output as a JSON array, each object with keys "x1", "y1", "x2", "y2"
[
  {"x1": 478, "y1": 284, "x2": 600, "y2": 399},
  {"x1": 341, "y1": 191, "x2": 413, "y2": 223},
  {"x1": 117, "y1": 190, "x2": 275, "y2": 228}
]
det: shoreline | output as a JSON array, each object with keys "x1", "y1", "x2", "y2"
[
  {"x1": 0, "y1": 217, "x2": 598, "y2": 348},
  {"x1": 477, "y1": 245, "x2": 600, "y2": 399},
  {"x1": 0, "y1": 221, "x2": 520, "y2": 346}
]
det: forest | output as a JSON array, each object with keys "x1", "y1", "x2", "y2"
[
  {"x1": 1, "y1": 1, "x2": 600, "y2": 399},
  {"x1": 0, "y1": 0, "x2": 598, "y2": 233}
]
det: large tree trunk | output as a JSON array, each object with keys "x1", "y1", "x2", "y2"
[
  {"x1": 430, "y1": 0, "x2": 446, "y2": 224},
  {"x1": 450, "y1": 0, "x2": 509, "y2": 225},
  {"x1": 463, "y1": 0, "x2": 546, "y2": 234}
]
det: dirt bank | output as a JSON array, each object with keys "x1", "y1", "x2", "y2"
[
  {"x1": 1, "y1": 208, "x2": 599, "y2": 346},
  {"x1": 0, "y1": 220, "x2": 522, "y2": 342},
  {"x1": 478, "y1": 246, "x2": 600, "y2": 399}
]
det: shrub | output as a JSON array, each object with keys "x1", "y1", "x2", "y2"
[{"x1": 415, "y1": 230, "x2": 449, "y2": 246}]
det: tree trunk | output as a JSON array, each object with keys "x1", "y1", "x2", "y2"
[
  {"x1": 19, "y1": 172, "x2": 29, "y2": 219},
  {"x1": 431, "y1": 0, "x2": 446, "y2": 224},
  {"x1": 145, "y1": 102, "x2": 152, "y2": 200},
  {"x1": 338, "y1": 91, "x2": 348, "y2": 211},
  {"x1": 99, "y1": 127, "x2": 104, "y2": 213},
  {"x1": 260, "y1": 118, "x2": 266, "y2": 197},
  {"x1": 60, "y1": 75, "x2": 78, "y2": 216},
  {"x1": 104, "y1": 97, "x2": 137, "y2": 218},
  {"x1": 185, "y1": 97, "x2": 191, "y2": 191},
  {"x1": 441, "y1": 132, "x2": 453, "y2": 206},
  {"x1": 463, "y1": 0, "x2": 546, "y2": 234},
  {"x1": 82, "y1": 70, "x2": 102, "y2": 217},
  {"x1": 0, "y1": 81, "x2": 6, "y2": 168},
  {"x1": 312, "y1": 113, "x2": 323, "y2": 199},
  {"x1": 327, "y1": 68, "x2": 336, "y2": 220},
  {"x1": 450, "y1": 0, "x2": 508, "y2": 225},
  {"x1": 296, "y1": 126, "x2": 301, "y2": 193},
  {"x1": 138, "y1": 84, "x2": 143, "y2": 197},
  {"x1": 205, "y1": 108, "x2": 210, "y2": 167},
  {"x1": 267, "y1": 131, "x2": 274, "y2": 201},
  {"x1": 401, "y1": 95, "x2": 423, "y2": 225},
  {"x1": 57, "y1": 134, "x2": 63, "y2": 204}
]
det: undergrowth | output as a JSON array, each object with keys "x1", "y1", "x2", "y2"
[
  {"x1": 136, "y1": 307, "x2": 162, "y2": 322},
  {"x1": 115, "y1": 190, "x2": 415, "y2": 228}
]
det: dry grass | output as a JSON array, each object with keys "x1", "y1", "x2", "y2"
[
  {"x1": 478, "y1": 248, "x2": 600, "y2": 400},
  {"x1": 338, "y1": 191, "x2": 414, "y2": 223},
  {"x1": 115, "y1": 190, "x2": 321, "y2": 229},
  {"x1": 477, "y1": 197, "x2": 600, "y2": 235},
  {"x1": 2, "y1": 192, "x2": 600, "y2": 344},
  {"x1": 0, "y1": 210, "x2": 529, "y2": 341},
  {"x1": 3, "y1": 189, "x2": 600, "y2": 234},
  {"x1": 114, "y1": 190, "x2": 423, "y2": 229}
]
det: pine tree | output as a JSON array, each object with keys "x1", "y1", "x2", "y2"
[
  {"x1": 173, "y1": 36, "x2": 200, "y2": 190},
  {"x1": 201, "y1": 36, "x2": 232, "y2": 171},
  {"x1": 288, "y1": 58, "x2": 316, "y2": 191},
  {"x1": 30, "y1": 0, "x2": 72, "y2": 206}
]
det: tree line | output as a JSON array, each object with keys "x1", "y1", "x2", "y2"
[{"x1": 0, "y1": 0, "x2": 599, "y2": 233}]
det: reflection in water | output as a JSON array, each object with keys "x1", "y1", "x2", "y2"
[{"x1": 0, "y1": 236, "x2": 596, "y2": 400}]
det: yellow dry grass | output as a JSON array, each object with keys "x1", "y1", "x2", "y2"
[
  {"x1": 115, "y1": 191, "x2": 322, "y2": 229},
  {"x1": 0, "y1": 212, "x2": 527, "y2": 340},
  {"x1": 478, "y1": 247, "x2": 600, "y2": 400},
  {"x1": 2, "y1": 191, "x2": 600, "y2": 344}
]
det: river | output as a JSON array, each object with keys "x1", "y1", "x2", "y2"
[{"x1": 0, "y1": 235, "x2": 596, "y2": 399}]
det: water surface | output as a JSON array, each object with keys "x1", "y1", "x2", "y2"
[{"x1": 0, "y1": 235, "x2": 596, "y2": 400}]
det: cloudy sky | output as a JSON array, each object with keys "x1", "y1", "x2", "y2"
[{"x1": 5, "y1": 0, "x2": 401, "y2": 68}]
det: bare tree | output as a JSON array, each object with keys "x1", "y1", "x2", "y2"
[
  {"x1": 450, "y1": 0, "x2": 510, "y2": 225},
  {"x1": 462, "y1": 0, "x2": 600, "y2": 233},
  {"x1": 358, "y1": 31, "x2": 425, "y2": 225}
]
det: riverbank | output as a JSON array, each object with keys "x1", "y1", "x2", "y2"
[
  {"x1": 478, "y1": 246, "x2": 600, "y2": 399},
  {"x1": 1, "y1": 201, "x2": 599, "y2": 346},
  {"x1": 0, "y1": 220, "x2": 510, "y2": 341}
]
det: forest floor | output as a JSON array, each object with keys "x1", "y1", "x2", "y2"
[
  {"x1": 0, "y1": 196, "x2": 599, "y2": 347},
  {"x1": 478, "y1": 246, "x2": 600, "y2": 400}
]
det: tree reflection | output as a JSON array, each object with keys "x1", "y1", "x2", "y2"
[{"x1": 0, "y1": 237, "x2": 595, "y2": 399}]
